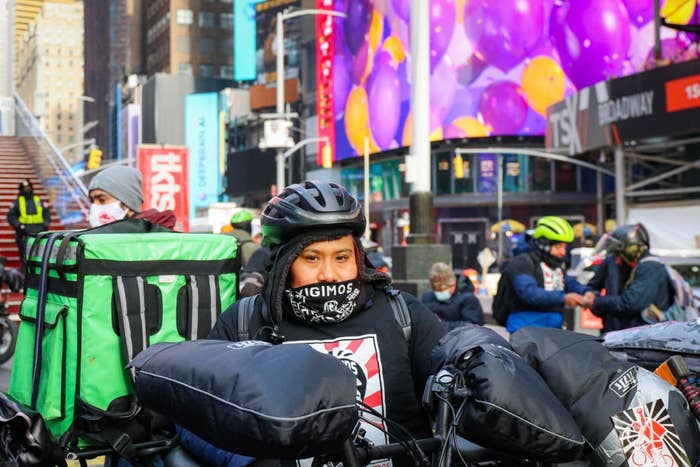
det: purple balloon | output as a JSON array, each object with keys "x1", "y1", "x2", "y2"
[
  {"x1": 622, "y1": 0, "x2": 654, "y2": 27},
  {"x1": 520, "y1": 107, "x2": 547, "y2": 136},
  {"x1": 644, "y1": 36, "x2": 698, "y2": 68},
  {"x1": 479, "y1": 81, "x2": 528, "y2": 135},
  {"x1": 464, "y1": 0, "x2": 545, "y2": 72},
  {"x1": 392, "y1": 0, "x2": 410, "y2": 21},
  {"x1": 444, "y1": 86, "x2": 483, "y2": 124},
  {"x1": 550, "y1": 0, "x2": 631, "y2": 89},
  {"x1": 334, "y1": 53, "x2": 352, "y2": 117},
  {"x1": 351, "y1": 40, "x2": 372, "y2": 84},
  {"x1": 430, "y1": 0, "x2": 456, "y2": 70},
  {"x1": 344, "y1": 0, "x2": 372, "y2": 56},
  {"x1": 430, "y1": 56, "x2": 458, "y2": 123},
  {"x1": 368, "y1": 53, "x2": 401, "y2": 148}
]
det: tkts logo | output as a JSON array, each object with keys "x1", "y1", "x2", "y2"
[
  {"x1": 547, "y1": 82, "x2": 654, "y2": 155},
  {"x1": 611, "y1": 400, "x2": 690, "y2": 467}
]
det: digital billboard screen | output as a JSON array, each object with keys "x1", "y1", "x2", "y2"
[{"x1": 330, "y1": 0, "x2": 700, "y2": 160}]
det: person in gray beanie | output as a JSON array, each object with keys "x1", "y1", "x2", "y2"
[{"x1": 88, "y1": 166, "x2": 176, "y2": 228}]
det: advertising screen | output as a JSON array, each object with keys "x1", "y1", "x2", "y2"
[
  {"x1": 331, "y1": 0, "x2": 700, "y2": 160},
  {"x1": 256, "y1": 0, "x2": 302, "y2": 85}
]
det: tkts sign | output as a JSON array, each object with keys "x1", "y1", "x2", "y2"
[
  {"x1": 138, "y1": 145, "x2": 190, "y2": 231},
  {"x1": 546, "y1": 59, "x2": 700, "y2": 155}
]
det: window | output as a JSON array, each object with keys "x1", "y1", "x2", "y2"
[
  {"x1": 199, "y1": 37, "x2": 215, "y2": 55},
  {"x1": 177, "y1": 35, "x2": 191, "y2": 53},
  {"x1": 219, "y1": 37, "x2": 233, "y2": 56},
  {"x1": 220, "y1": 12, "x2": 233, "y2": 30},
  {"x1": 199, "y1": 11, "x2": 215, "y2": 28},
  {"x1": 220, "y1": 66, "x2": 234, "y2": 79},
  {"x1": 177, "y1": 9, "x2": 193, "y2": 25},
  {"x1": 200, "y1": 64, "x2": 215, "y2": 77},
  {"x1": 178, "y1": 63, "x2": 193, "y2": 74}
]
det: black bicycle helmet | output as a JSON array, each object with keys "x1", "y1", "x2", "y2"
[
  {"x1": 610, "y1": 223, "x2": 649, "y2": 265},
  {"x1": 261, "y1": 181, "x2": 365, "y2": 247}
]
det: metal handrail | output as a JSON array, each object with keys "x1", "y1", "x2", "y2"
[{"x1": 13, "y1": 93, "x2": 90, "y2": 225}]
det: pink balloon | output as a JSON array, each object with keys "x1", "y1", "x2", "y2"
[
  {"x1": 479, "y1": 81, "x2": 528, "y2": 135},
  {"x1": 430, "y1": 56, "x2": 458, "y2": 123},
  {"x1": 464, "y1": 0, "x2": 545, "y2": 72},
  {"x1": 622, "y1": 0, "x2": 654, "y2": 27},
  {"x1": 334, "y1": 53, "x2": 352, "y2": 117},
  {"x1": 550, "y1": 0, "x2": 631, "y2": 89},
  {"x1": 392, "y1": 0, "x2": 410, "y2": 21},
  {"x1": 351, "y1": 40, "x2": 372, "y2": 85}
]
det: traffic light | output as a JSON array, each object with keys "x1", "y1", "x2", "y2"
[
  {"x1": 321, "y1": 143, "x2": 333, "y2": 169},
  {"x1": 453, "y1": 154, "x2": 464, "y2": 179},
  {"x1": 87, "y1": 147, "x2": 103, "y2": 170}
]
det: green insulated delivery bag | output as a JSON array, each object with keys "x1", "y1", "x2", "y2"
[{"x1": 7, "y1": 219, "x2": 239, "y2": 454}]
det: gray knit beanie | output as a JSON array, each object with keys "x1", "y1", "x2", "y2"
[{"x1": 89, "y1": 166, "x2": 144, "y2": 212}]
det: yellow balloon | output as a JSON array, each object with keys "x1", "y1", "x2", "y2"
[
  {"x1": 369, "y1": 9, "x2": 383, "y2": 54},
  {"x1": 455, "y1": 0, "x2": 467, "y2": 23},
  {"x1": 661, "y1": 0, "x2": 695, "y2": 25},
  {"x1": 383, "y1": 35, "x2": 406, "y2": 64},
  {"x1": 521, "y1": 56, "x2": 566, "y2": 116},
  {"x1": 344, "y1": 86, "x2": 379, "y2": 154},
  {"x1": 402, "y1": 112, "x2": 443, "y2": 146},
  {"x1": 451, "y1": 116, "x2": 491, "y2": 137}
]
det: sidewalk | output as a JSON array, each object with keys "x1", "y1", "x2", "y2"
[{"x1": 478, "y1": 295, "x2": 510, "y2": 340}]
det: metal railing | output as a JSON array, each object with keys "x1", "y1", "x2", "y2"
[{"x1": 14, "y1": 93, "x2": 90, "y2": 227}]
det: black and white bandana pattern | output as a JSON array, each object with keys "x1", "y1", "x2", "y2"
[{"x1": 285, "y1": 279, "x2": 361, "y2": 323}]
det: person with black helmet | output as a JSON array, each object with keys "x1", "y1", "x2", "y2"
[
  {"x1": 6, "y1": 179, "x2": 51, "y2": 269},
  {"x1": 179, "y1": 181, "x2": 445, "y2": 465},
  {"x1": 583, "y1": 223, "x2": 671, "y2": 332},
  {"x1": 493, "y1": 216, "x2": 590, "y2": 334}
]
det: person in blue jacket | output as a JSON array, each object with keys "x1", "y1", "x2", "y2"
[
  {"x1": 496, "y1": 216, "x2": 589, "y2": 334},
  {"x1": 421, "y1": 262, "x2": 484, "y2": 329},
  {"x1": 583, "y1": 223, "x2": 671, "y2": 332}
]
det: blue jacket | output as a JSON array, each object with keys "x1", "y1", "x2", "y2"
[
  {"x1": 587, "y1": 255, "x2": 638, "y2": 332},
  {"x1": 499, "y1": 251, "x2": 589, "y2": 333},
  {"x1": 591, "y1": 252, "x2": 672, "y2": 331},
  {"x1": 421, "y1": 289, "x2": 485, "y2": 329}
]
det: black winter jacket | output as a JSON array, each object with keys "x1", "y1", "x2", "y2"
[
  {"x1": 591, "y1": 252, "x2": 672, "y2": 332},
  {"x1": 421, "y1": 290, "x2": 484, "y2": 329}
]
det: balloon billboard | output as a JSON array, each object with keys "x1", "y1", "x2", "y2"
[{"x1": 328, "y1": 0, "x2": 700, "y2": 160}]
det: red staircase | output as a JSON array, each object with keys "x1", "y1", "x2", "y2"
[{"x1": 0, "y1": 136, "x2": 64, "y2": 314}]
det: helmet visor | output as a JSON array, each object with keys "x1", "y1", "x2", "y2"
[{"x1": 593, "y1": 233, "x2": 623, "y2": 256}]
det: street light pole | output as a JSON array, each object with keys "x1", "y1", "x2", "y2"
[{"x1": 273, "y1": 8, "x2": 346, "y2": 191}]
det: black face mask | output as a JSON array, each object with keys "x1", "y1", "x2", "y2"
[{"x1": 285, "y1": 279, "x2": 361, "y2": 324}]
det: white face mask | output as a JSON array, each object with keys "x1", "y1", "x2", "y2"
[
  {"x1": 433, "y1": 289, "x2": 452, "y2": 302},
  {"x1": 89, "y1": 201, "x2": 129, "y2": 227}
]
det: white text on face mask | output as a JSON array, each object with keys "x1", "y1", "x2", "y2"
[{"x1": 88, "y1": 201, "x2": 129, "y2": 227}]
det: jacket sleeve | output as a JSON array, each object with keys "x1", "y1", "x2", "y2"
[
  {"x1": 177, "y1": 426, "x2": 255, "y2": 467},
  {"x1": 209, "y1": 301, "x2": 239, "y2": 340},
  {"x1": 456, "y1": 293, "x2": 484, "y2": 326},
  {"x1": 592, "y1": 262, "x2": 666, "y2": 316},
  {"x1": 587, "y1": 258, "x2": 608, "y2": 292},
  {"x1": 404, "y1": 293, "x2": 446, "y2": 397},
  {"x1": 564, "y1": 275, "x2": 590, "y2": 294},
  {"x1": 512, "y1": 273, "x2": 566, "y2": 310},
  {"x1": 7, "y1": 201, "x2": 19, "y2": 229}
]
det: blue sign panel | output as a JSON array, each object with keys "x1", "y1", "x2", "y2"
[
  {"x1": 185, "y1": 92, "x2": 221, "y2": 220},
  {"x1": 234, "y1": 0, "x2": 264, "y2": 81}
]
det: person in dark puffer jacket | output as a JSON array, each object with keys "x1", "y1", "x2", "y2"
[
  {"x1": 421, "y1": 262, "x2": 484, "y2": 329},
  {"x1": 583, "y1": 223, "x2": 671, "y2": 332}
]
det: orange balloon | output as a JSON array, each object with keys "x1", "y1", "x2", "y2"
[
  {"x1": 369, "y1": 9, "x2": 383, "y2": 54},
  {"x1": 383, "y1": 35, "x2": 406, "y2": 64},
  {"x1": 661, "y1": 0, "x2": 695, "y2": 24},
  {"x1": 450, "y1": 116, "x2": 491, "y2": 137},
  {"x1": 344, "y1": 86, "x2": 379, "y2": 154},
  {"x1": 521, "y1": 56, "x2": 566, "y2": 116},
  {"x1": 455, "y1": 0, "x2": 467, "y2": 23}
]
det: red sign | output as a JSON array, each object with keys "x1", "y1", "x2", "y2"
[
  {"x1": 316, "y1": 0, "x2": 336, "y2": 166},
  {"x1": 138, "y1": 145, "x2": 190, "y2": 232},
  {"x1": 665, "y1": 73, "x2": 700, "y2": 112}
]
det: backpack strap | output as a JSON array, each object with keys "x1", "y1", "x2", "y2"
[
  {"x1": 236, "y1": 295, "x2": 259, "y2": 341},
  {"x1": 113, "y1": 276, "x2": 150, "y2": 375},
  {"x1": 184, "y1": 274, "x2": 221, "y2": 340},
  {"x1": 385, "y1": 287, "x2": 411, "y2": 342}
]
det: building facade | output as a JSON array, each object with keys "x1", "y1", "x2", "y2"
[{"x1": 15, "y1": 0, "x2": 84, "y2": 163}]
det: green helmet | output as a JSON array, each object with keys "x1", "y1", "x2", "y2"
[
  {"x1": 533, "y1": 216, "x2": 574, "y2": 243},
  {"x1": 230, "y1": 209, "x2": 254, "y2": 224}
]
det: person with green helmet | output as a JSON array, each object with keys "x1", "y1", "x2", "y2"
[
  {"x1": 493, "y1": 216, "x2": 591, "y2": 334},
  {"x1": 224, "y1": 209, "x2": 260, "y2": 267}
]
